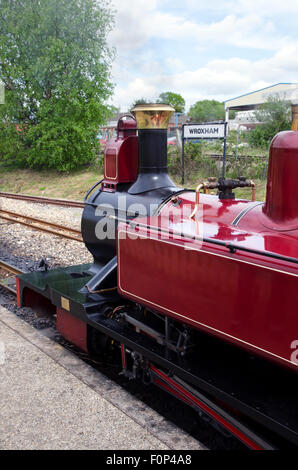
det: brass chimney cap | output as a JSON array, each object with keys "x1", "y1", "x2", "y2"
[{"x1": 131, "y1": 103, "x2": 175, "y2": 129}]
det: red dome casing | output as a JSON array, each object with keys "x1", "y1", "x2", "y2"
[{"x1": 264, "y1": 130, "x2": 298, "y2": 230}]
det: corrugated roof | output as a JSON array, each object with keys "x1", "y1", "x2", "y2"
[{"x1": 225, "y1": 83, "x2": 298, "y2": 111}]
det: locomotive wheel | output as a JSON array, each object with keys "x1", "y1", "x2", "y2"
[{"x1": 87, "y1": 305, "x2": 114, "y2": 356}]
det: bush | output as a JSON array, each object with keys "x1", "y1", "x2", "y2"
[
  {"x1": 0, "y1": 0, "x2": 114, "y2": 172},
  {"x1": 168, "y1": 142, "x2": 218, "y2": 184},
  {"x1": 226, "y1": 155, "x2": 268, "y2": 180},
  {"x1": 168, "y1": 136, "x2": 269, "y2": 186},
  {"x1": 247, "y1": 97, "x2": 291, "y2": 149}
]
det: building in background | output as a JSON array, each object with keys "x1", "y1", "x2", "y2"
[
  {"x1": 228, "y1": 110, "x2": 262, "y2": 132},
  {"x1": 225, "y1": 83, "x2": 298, "y2": 132}
]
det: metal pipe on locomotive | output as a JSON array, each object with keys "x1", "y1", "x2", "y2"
[{"x1": 16, "y1": 103, "x2": 298, "y2": 449}]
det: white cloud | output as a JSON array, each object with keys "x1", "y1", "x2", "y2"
[
  {"x1": 113, "y1": 78, "x2": 158, "y2": 109},
  {"x1": 109, "y1": 0, "x2": 157, "y2": 50},
  {"x1": 108, "y1": 1, "x2": 298, "y2": 110},
  {"x1": 166, "y1": 57, "x2": 185, "y2": 72},
  {"x1": 111, "y1": 43, "x2": 298, "y2": 110},
  {"x1": 110, "y1": 1, "x2": 286, "y2": 52},
  {"x1": 148, "y1": 13, "x2": 279, "y2": 50},
  {"x1": 161, "y1": 0, "x2": 298, "y2": 16},
  {"x1": 139, "y1": 60, "x2": 166, "y2": 75},
  {"x1": 231, "y1": 0, "x2": 298, "y2": 16}
]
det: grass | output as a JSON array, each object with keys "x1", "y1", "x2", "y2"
[
  {"x1": 234, "y1": 180, "x2": 266, "y2": 201},
  {"x1": 0, "y1": 166, "x2": 268, "y2": 202},
  {"x1": 0, "y1": 167, "x2": 104, "y2": 200}
]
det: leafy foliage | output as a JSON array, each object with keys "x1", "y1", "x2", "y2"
[
  {"x1": 0, "y1": 0, "x2": 114, "y2": 171},
  {"x1": 188, "y1": 100, "x2": 225, "y2": 122},
  {"x1": 226, "y1": 155, "x2": 268, "y2": 180},
  {"x1": 130, "y1": 92, "x2": 185, "y2": 113},
  {"x1": 168, "y1": 142, "x2": 218, "y2": 184},
  {"x1": 247, "y1": 96, "x2": 291, "y2": 149},
  {"x1": 157, "y1": 92, "x2": 185, "y2": 113},
  {"x1": 168, "y1": 128, "x2": 269, "y2": 186},
  {"x1": 188, "y1": 99, "x2": 236, "y2": 123},
  {"x1": 129, "y1": 98, "x2": 151, "y2": 110},
  {"x1": 221, "y1": 131, "x2": 269, "y2": 180}
]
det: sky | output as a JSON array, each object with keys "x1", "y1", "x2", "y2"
[{"x1": 107, "y1": 0, "x2": 298, "y2": 112}]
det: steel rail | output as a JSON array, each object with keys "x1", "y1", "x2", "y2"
[
  {"x1": 0, "y1": 209, "x2": 81, "y2": 234},
  {"x1": 0, "y1": 192, "x2": 84, "y2": 208},
  {"x1": 0, "y1": 260, "x2": 24, "y2": 295},
  {"x1": 0, "y1": 260, "x2": 24, "y2": 276},
  {"x1": 0, "y1": 209, "x2": 83, "y2": 242}
]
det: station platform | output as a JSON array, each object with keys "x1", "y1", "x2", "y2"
[{"x1": 0, "y1": 305, "x2": 203, "y2": 450}]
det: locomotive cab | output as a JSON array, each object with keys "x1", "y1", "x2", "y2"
[{"x1": 103, "y1": 114, "x2": 138, "y2": 189}]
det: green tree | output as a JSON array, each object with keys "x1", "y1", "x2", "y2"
[
  {"x1": 106, "y1": 105, "x2": 120, "y2": 118},
  {"x1": 129, "y1": 98, "x2": 151, "y2": 110},
  {"x1": 157, "y1": 92, "x2": 185, "y2": 113},
  {"x1": 188, "y1": 100, "x2": 226, "y2": 122},
  {"x1": 0, "y1": 0, "x2": 114, "y2": 171},
  {"x1": 248, "y1": 96, "x2": 291, "y2": 148}
]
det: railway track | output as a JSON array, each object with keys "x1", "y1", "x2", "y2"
[
  {"x1": 0, "y1": 191, "x2": 84, "y2": 208},
  {"x1": 0, "y1": 260, "x2": 24, "y2": 295},
  {"x1": 0, "y1": 209, "x2": 83, "y2": 242}
]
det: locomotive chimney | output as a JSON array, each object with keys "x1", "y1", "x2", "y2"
[
  {"x1": 263, "y1": 103, "x2": 298, "y2": 227},
  {"x1": 128, "y1": 103, "x2": 176, "y2": 194}
]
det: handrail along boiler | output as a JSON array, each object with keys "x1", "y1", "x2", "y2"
[{"x1": 16, "y1": 103, "x2": 298, "y2": 449}]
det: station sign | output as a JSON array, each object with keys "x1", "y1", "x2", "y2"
[
  {"x1": 183, "y1": 123, "x2": 225, "y2": 139},
  {"x1": 181, "y1": 121, "x2": 227, "y2": 184}
]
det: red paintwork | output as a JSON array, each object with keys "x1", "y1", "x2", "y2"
[
  {"x1": 117, "y1": 132, "x2": 298, "y2": 372},
  {"x1": 150, "y1": 365, "x2": 263, "y2": 450},
  {"x1": 56, "y1": 307, "x2": 88, "y2": 353},
  {"x1": 16, "y1": 277, "x2": 21, "y2": 307},
  {"x1": 103, "y1": 116, "x2": 139, "y2": 185},
  {"x1": 153, "y1": 377, "x2": 193, "y2": 405},
  {"x1": 264, "y1": 131, "x2": 298, "y2": 228},
  {"x1": 21, "y1": 286, "x2": 56, "y2": 316},
  {"x1": 104, "y1": 136, "x2": 139, "y2": 184}
]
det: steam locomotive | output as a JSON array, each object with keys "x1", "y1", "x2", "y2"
[{"x1": 17, "y1": 104, "x2": 298, "y2": 449}]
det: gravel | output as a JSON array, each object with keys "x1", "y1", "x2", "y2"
[
  {"x1": 0, "y1": 197, "x2": 92, "y2": 271},
  {"x1": 0, "y1": 197, "x2": 83, "y2": 230},
  {"x1": 0, "y1": 290, "x2": 55, "y2": 330}
]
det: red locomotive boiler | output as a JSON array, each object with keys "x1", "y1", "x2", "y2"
[
  {"x1": 16, "y1": 103, "x2": 298, "y2": 449},
  {"x1": 118, "y1": 139, "x2": 298, "y2": 372}
]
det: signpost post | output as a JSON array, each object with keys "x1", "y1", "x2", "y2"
[
  {"x1": 0, "y1": 82, "x2": 4, "y2": 105},
  {"x1": 181, "y1": 122, "x2": 227, "y2": 184}
]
